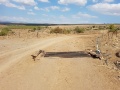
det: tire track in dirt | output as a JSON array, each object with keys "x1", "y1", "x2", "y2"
[{"x1": 0, "y1": 35, "x2": 75, "y2": 73}]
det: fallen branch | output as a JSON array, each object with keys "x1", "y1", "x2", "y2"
[{"x1": 31, "y1": 50, "x2": 46, "y2": 61}]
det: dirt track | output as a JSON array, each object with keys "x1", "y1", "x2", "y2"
[
  {"x1": 0, "y1": 35, "x2": 120, "y2": 90},
  {"x1": 0, "y1": 35, "x2": 73, "y2": 73}
]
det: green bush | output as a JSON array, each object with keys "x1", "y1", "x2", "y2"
[
  {"x1": 50, "y1": 27, "x2": 71, "y2": 34},
  {"x1": 37, "y1": 27, "x2": 41, "y2": 30},
  {"x1": 7, "y1": 25, "x2": 42, "y2": 29},
  {"x1": 74, "y1": 27, "x2": 85, "y2": 33},
  {"x1": 45, "y1": 26, "x2": 48, "y2": 28},
  {"x1": 108, "y1": 24, "x2": 120, "y2": 32},
  {"x1": 92, "y1": 25, "x2": 96, "y2": 28},
  {"x1": 86, "y1": 27, "x2": 92, "y2": 30},
  {"x1": 0, "y1": 28, "x2": 11, "y2": 36},
  {"x1": 62, "y1": 29, "x2": 71, "y2": 34},
  {"x1": 116, "y1": 27, "x2": 120, "y2": 30},
  {"x1": 33, "y1": 27, "x2": 36, "y2": 31},
  {"x1": 109, "y1": 24, "x2": 115, "y2": 31},
  {"x1": 50, "y1": 27, "x2": 63, "y2": 34},
  {"x1": 99, "y1": 26, "x2": 106, "y2": 30}
]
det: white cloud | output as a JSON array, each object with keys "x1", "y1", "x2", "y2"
[
  {"x1": 0, "y1": 0, "x2": 37, "y2": 7},
  {"x1": 103, "y1": 0, "x2": 114, "y2": 3},
  {"x1": 0, "y1": 0, "x2": 8, "y2": 3},
  {"x1": 92, "y1": 0, "x2": 114, "y2": 3},
  {"x1": 0, "y1": 16, "x2": 29, "y2": 22},
  {"x1": 34, "y1": 6, "x2": 69, "y2": 12},
  {"x1": 42, "y1": 6, "x2": 59, "y2": 12},
  {"x1": 0, "y1": 0, "x2": 25, "y2": 10},
  {"x1": 34, "y1": 6, "x2": 60, "y2": 11},
  {"x1": 0, "y1": 15, "x2": 99, "y2": 24},
  {"x1": 58, "y1": 0, "x2": 87, "y2": 6},
  {"x1": 92, "y1": 0, "x2": 98, "y2": 3},
  {"x1": 42, "y1": 7, "x2": 49, "y2": 12},
  {"x1": 61, "y1": 7, "x2": 70, "y2": 12},
  {"x1": 88, "y1": 3, "x2": 120, "y2": 16},
  {"x1": 16, "y1": 5, "x2": 25, "y2": 10},
  {"x1": 0, "y1": 0, "x2": 9, "y2": 4},
  {"x1": 38, "y1": 0, "x2": 49, "y2": 3},
  {"x1": 42, "y1": 14, "x2": 48, "y2": 17},
  {"x1": 34, "y1": 6, "x2": 40, "y2": 10},
  {"x1": 27, "y1": 11, "x2": 36, "y2": 15},
  {"x1": 13, "y1": 0, "x2": 37, "y2": 6},
  {"x1": 49, "y1": 6, "x2": 60, "y2": 10},
  {"x1": 34, "y1": 6, "x2": 71, "y2": 12},
  {"x1": 73, "y1": 12, "x2": 98, "y2": 18}
]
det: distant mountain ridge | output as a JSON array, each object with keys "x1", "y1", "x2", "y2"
[{"x1": 0, "y1": 21, "x2": 120, "y2": 26}]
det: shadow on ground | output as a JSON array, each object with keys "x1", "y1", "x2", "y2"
[{"x1": 44, "y1": 51, "x2": 91, "y2": 58}]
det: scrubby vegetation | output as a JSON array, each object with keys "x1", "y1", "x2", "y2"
[
  {"x1": 109, "y1": 24, "x2": 115, "y2": 31},
  {"x1": 50, "y1": 27, "x2": 70, "y2": 34},
  {"x1": 108, "y1": 24, "x2": 120, "y2": 32},
  {"x1": 50, "y1": 27, "x2": 63, "y2": 34},
  {"x1": 50, "y1": 26, "x2": 89, "y2": 34},
  {"x1": 0, "y1": 28, "x2": 11, "y2": 36},
  {"x1": 74, "y1": 26, "x2": 85, "y2": 33},
  {"x1": 62, "y1": 29, "x2": 71, "y2": 34},
  {"x1": 1, "y1": 25, "x2": 44, "y2": 30},
  {"x1": 37, "y1": 27, "x2": 41, "y2": 30},
  {"x1": 0, "y1": 24, "x2": 119, "y2": 37},
  {"x1": 86, "y1": 26, "x2": 92, "y2": 30},
  {"x1": 98, "y1": 26, "x2": 107, "y2": 30}
]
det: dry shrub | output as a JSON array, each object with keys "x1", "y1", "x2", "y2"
[
  {"x1": 50, "y1": 27, "x2": 70, "y2": 34},
  {"x1": 74, "y1": 26, "x2": 85, "y2": 33},
  {"x1": 0, "y1": 28, "x2": 11, "y2": 36}
]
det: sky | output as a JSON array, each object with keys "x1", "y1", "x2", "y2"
[{"x1": 0, "y1": 0, "x2": 120, "y2": 24}]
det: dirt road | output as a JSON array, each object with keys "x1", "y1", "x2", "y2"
[
  {"x1": 0, "y1": 35, "x2": 119, "y2": 90},
  {"x1": 0, "y1": 35, "x2": 74, "y2": 73}
]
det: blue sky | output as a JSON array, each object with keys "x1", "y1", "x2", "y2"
[{"x1": 0, "y1": 0, "x2": 120, "y2": 24}]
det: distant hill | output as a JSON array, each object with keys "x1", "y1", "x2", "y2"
[{"x1": 0, "y1": 21, "x2": 120, "y2": 26}]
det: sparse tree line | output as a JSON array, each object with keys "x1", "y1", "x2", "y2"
[
  {"x1": 50, "y1": 24, "x2": 120, "y2": 34},
  {"x1": 50, "y1": 26, "x2": 85, "y2": 34}
]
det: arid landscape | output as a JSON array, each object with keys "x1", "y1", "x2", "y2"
[{"x1": 0, "y1": 24, "x2": 120, "y2": 90}]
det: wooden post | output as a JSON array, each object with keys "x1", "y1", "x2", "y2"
[{"x1": 96, "y1": 37, "x2": 101, "y2": 52}]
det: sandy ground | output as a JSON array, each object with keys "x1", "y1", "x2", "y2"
[{"x1": 0, "y1": 34, "x2": 120, "y2": 90}]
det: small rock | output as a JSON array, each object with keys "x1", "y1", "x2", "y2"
[
  {"x1": 118, "y1": 76, "x2": 120, "y2": 80},
  {"x1": 114, "y1": 60, "x2": 120, "y2": 69},
  {"x1": 116, "y1": 52, "x2": 120, "y2": 58}
]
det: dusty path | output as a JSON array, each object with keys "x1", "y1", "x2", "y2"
[
  {"x1": 0, "y1": 35, "x2": 119, "y2": 90},
  {"x1": 0, "y1": 35, "x2": 74, "y2": 73}
]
